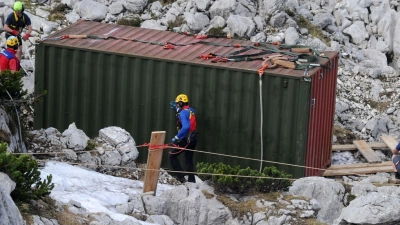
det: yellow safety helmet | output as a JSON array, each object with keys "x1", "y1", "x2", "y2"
[
  {"x1": 6, "y1": 36, "x2": 19, "y2": 47},
  {"x1": 175, "y1": 94, "x2": 189, "y2": 103},
  {"x1": 13, "y1": 1, "x2": 23, "y2": 11}
]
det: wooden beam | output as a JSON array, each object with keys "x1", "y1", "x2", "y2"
[
  {"x1": 353, "y1": 140, "x2": 381, "y2": 163},
  {"x1": 324, "y1": 136, "x2": 400, "y2": 176},
  {"x1": 143, "y1": 131, "x2": 166, "y2": 195},
  {"x1": 323, "y1": 165, "x2": 393, "y2": 176},
  {"x1": 332, "y1": 143, "x2": 389, "y2": 151},
  {"x1": 381, "y1": 135, "x2": 398, "y2": 150},
  {"x1": 328, "y1": 161, "x2": 392, "y2": 170}
]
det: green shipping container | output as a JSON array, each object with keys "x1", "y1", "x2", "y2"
[{"x1": 34, "y1": 21, "x2": 338, "y2": 177}]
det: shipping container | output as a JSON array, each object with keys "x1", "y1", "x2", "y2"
[{"x1": 34, "y1": 20, "x2": 338, "y2": 177}]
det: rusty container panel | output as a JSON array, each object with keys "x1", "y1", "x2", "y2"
[{"x1": 305, "y1": 54, "x2": 338, "y2": 176}]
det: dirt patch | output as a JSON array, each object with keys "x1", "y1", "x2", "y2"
[
  {"x1": 18, "y1": 196, "x2": 93, "y2": 225},
  {"x1": 334, "y1": 125, "x2": 359, "y2": 144}
]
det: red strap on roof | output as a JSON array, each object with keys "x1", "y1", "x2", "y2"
[
  {"x1": 198, "y1": 54, "x2": 214, "y2": 60},
  {"x1": 195, "y1": 34, "x2": 208, "y2": 39},
  {"x1": 163, "y1": 42, "x2": 174, "y2": 49}
]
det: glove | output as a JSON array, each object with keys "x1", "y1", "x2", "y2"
[
  {"x1": 171, "y1": 136, "x2": 179, "y2": 144},
  {"x1": 170, "y1": 101, "x2": 176, "y2": 110},
  {"x1": 22, "y1": 33, "x2": 30, "y2": 41},
  {"x1": 11, "y1": 30, "x2": 19, "y2": 36}
]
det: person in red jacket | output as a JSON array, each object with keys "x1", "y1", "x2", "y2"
[
  {"x1": 169, "y1": 94, "x2": 198, "y2": 183},
  {"x1": 0, "y1": 36, "x2": 21, "y2": 73}
]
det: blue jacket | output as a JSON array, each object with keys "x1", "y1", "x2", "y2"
[{"x1": 175, "y1": 106, "x2": 196, "y2": 140}]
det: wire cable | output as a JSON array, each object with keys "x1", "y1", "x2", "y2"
[
  {"x1": 0, "y1": 82, "x2": 25, "y2": 153},
  {"x1": 259, "y1": 73, "x2": 264, "y2": 173}
]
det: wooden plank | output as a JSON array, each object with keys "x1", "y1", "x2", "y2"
[
  {"x1": 332, "y1": 143, "x2": 388, "y2": 151},
  {"x1": 353, "y1": 140, "x2": 381, "y2": 163},
  {"x1": 328, "y1": 161, "x2": 392, "y2": 170},
  {"x1": 381, "y1": 135, "x2": 398, "y2": 150},
  {"x1": 323, "y1": 165, "x2": 393, "y2": 176},
  {"x1": 143, "y1": 131, "x2": 166, "y2": 195}
]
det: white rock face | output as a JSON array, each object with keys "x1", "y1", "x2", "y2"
[
  {"x1": 226, "y1": 15, "x2": 255, "y2": 37},
  {"x1": 74, "y1": 0, "x2": 108, "y2": 21},
  {"x1": 0, "y1": 183, "x2": 24, "y2": 225},
  {"x1": 124, "y1": 0, "x2": 148, "y2": 13}
]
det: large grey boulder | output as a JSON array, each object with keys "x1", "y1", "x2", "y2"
[
  {"x1": 184, "y1": 12, "x2": 210, "y2": 32},
  {"x1": 343, "y1": 21, "x2": 369, "y2": 44},
  {"x1": 393, "y1": 12, "x2": 400, "y2": 57},
  {"x1": 99, "y1": 150, "x2": 122, "y2": 166},
  {"x1": 341, "y1": 0, "x2": 370, "y2": 23},
  {"x1": 0, "y1": 183, "x2": 24, "y2": 225},
  {"x1": 99, "y1": 126, "x2": 139, "y2": 163},
  {"x1": 284, "y1": 27, "x2": 299, "y2": 45},
  {"x1": 269, "y1": 12, "x2": 287, "y2": 28},
  {"x1": 226, "y1": 15, "x2": 255, "y2": 38},
  {"x1": 0, "y1": 173, "x2": 15, "y2": 194},
  {"x1": 234, "y1": 0, "x2": 256, "y2": 18},
  {"x1": 334, "y1": 192, "x2": 400, "y2": 225},
  {"x1": 369, "y1": 0, "x2": 391, "y2": 25},
  {"x1": 377, "y1": 9, "x2": 397, "y2": 52},
  {"x1": 365, "y1": 116, "x2": 391, "y2": 138},
  {"x1": 108, "y1": 1, "x2": 125, "y2": 15},
  {"x1": 289, "y1": 177, "x2": 345, "y2": 224},
  {"x1": 312, "y1": 12, "x2": 334, "y2": 29},
  {"x1": 65, "y1": 12, "x2": 80, "y2": 24},
  {"x1": 143, "y1": 183, "x2": 232, "y2": 224},
  {"x1": 74, "y1": 0, "x2": 108, "y2": 21},
  {"x1": 62, "y1": 123, "x2": 90, "y2": 151},
  {"x1": 124, "y1": 0, "x2": 148, "y2": 13},
  {"x1": 361, "y1": 49, "x2": 388, "y2": 69},
  {"x1": 209, "y1": 0, "x2": 237, "y2": 20},
  {"x1": 259, "y1": 0, "x2": 285, "y2": 18},
  {"x1": 195, "y1": 0, "x2": 212, "y2": 12},
  {"x1": 209, "y1": 16, "x2": 226, "y2": 29}
]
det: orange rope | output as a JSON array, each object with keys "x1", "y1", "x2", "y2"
[{"x1": 257, "y1": 63, "x2": 268, "y2": 75}]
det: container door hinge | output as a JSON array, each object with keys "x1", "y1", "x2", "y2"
[
  {"x1": 311, "y1": 98, "x2": 316, "y2": 109},
  {"x1": 319, "y1": 72, "x2": 324, "y2": 80}
]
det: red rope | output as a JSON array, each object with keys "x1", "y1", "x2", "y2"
[{"x1": 136, "y1": 143, "x2": 188, "y2": 155}]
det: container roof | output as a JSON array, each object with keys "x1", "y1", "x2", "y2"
[{"x1": 41, "y1": 20, "x2": 337, "y2": 78}]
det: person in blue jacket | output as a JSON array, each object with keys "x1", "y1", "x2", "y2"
[
  {"x1": 169, "y1": 94, "x2": 198, "y2": 183},
  {"x1": 392, "y1": 142, "x2": 400, "y2": 179}
]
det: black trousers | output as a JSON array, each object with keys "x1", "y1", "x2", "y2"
[
  {"x1": 394, "y1": 155, "x2": 400, "y2": 175},
  {"x1": 168, "y1": 134, "x2": 197, "y2": 182}
]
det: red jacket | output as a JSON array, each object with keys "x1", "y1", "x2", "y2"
[{"x1": 0, "y1": 48, "x2": 20, "y2": 72}]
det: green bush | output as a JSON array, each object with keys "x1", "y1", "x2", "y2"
[
  {"x1": 207, "y1": 27, "x2": 225, "y2": 36},
  {"x1": 86, "y1": 139, "x2": 96, "y2": 150},
  {"x1": 0, "y1": 142, "x2": 54, "y2": 202},
  {"x1": 197, "y1": 162, "x2": 292, "y2": 194},
  {"x1": 0, "y1": 70, "x2": 27, "y2": 100}
]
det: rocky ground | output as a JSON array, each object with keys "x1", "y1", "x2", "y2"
[{"x1": 1, "y1": 0, "x2": 400, "y2": 224}]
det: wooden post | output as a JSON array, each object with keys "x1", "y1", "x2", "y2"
[{"x1": 143, "y1": 131, "x2": 166, "y2": 195}]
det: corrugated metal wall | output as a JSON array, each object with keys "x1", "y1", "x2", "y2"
[
  {"x1": 35, "y1": 44, "x2": 314, "y2": 177},
  {"x1": 305, "y1": 54, "x2": 338, "y2": 176}
]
